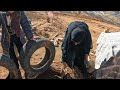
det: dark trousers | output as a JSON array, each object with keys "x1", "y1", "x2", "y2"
[
  {"x1": 65, "y1": 51, "x2": 89, "y2": 79},
  {"x1": 9, "y1": 34, "x2": 23, "y2": 69},
  {"x1": 74, "y1": 57, "x2": 89, "y2": 79},
  {"x1": 6, "y1": 34, "x2": 23, "y2": 79}
]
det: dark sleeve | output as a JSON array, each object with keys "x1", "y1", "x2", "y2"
[
  {"x1": 61, "y1": 29, "x2": 68, "y2": 57},
  {"x1": 61, "y1": 28, "x2": 71, "y2": 62},
  {"x1": 61, "y1": 22, "x2": 75, "y2": 57},
  {"x1": 20, "y1": 11, "x2": 33, "y2": 40},
  {"x1": 84, "y1": 29, "x2": 93, "y2": 55}
]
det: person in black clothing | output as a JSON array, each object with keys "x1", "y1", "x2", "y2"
[{"x1": 61, "y1": 21, "x2": 93, "y2": 79}]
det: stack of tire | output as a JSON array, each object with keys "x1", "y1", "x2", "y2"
[{"x1": 0, "y1": 38, "x2": 55, "y2": 79}]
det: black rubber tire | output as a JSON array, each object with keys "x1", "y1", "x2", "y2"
[
  {"x1": 20, "y1": 38, "x2": 55, "y2": 79},
  {"x1": 0, "y1": 55, "x2": 18, "y2": 79}
]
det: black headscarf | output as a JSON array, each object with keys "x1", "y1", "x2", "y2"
[{"x1": 71, "y1": 27, "x2": 85, "y2": 43}]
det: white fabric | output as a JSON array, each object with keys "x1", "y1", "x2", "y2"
[{"x1": 95, "y1": 32, "x2": 120, "y2": 69}]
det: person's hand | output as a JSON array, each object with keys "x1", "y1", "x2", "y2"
[{"x1": 84, "y1": 60, "x2": 90, "y2": 69}]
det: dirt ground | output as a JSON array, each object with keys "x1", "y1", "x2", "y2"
[{"x1": 0, "y1": 12, "x2": 120, "y2": 79}]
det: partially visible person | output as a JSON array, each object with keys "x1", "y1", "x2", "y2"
[
  {"x1": 47, "y1": 11, "x2": 54, "y2": 23},
  {"x1": 0, "y1": 11, "x2": 34, "y2": 79}
]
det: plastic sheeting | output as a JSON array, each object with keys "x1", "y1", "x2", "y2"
[{"x1": 95, "y1": 32, "x2": 120, "y2": 69}]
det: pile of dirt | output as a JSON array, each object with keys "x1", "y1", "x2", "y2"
[
  {"x1": 26, "y1": 11, "x2": 47, "y2": 21},
  {"x1": 30, "y1": 15, "x2": 66, "y2": 39}
]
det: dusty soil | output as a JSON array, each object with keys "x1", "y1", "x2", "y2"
[{"x1": 0, "y1": 12, "x2": 120, "y2": 79}]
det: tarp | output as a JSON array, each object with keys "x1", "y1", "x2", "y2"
[{"x1": 95, "y1": 32, "x2": 120, "y2": 69}]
